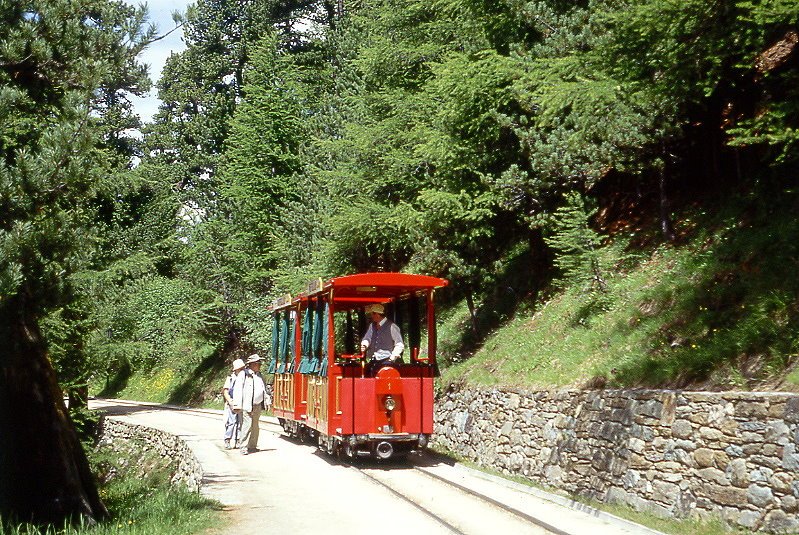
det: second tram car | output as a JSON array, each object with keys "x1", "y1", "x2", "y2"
[{"x1": 269, "y1": 272, "x2": 448, "y2": 460}]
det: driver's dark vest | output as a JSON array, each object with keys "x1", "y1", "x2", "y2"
[{"x1": 367, "y1": 320, "x2": 396, "y2": 359}]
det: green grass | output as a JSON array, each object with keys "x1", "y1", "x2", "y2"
[
  {"x1": 438, "y1": 187, "x2": 799, "y2": 390},
  {"x1": 0, "y1": 484, "x2": 221, "y2": 535},
  {"x1": 583, "y1": 501, "x2": 747, "y2": 535},
  {"x1": 0, "y1": 447, "x2": 223, "y2": 535},
  {"x1": 93, "y1": 350, "x2": 230, "y2": 408}
]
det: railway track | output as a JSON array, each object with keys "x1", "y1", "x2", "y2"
[
  {"x1": 357, "y1": 465, "x2": 468, "y2": 534},
  {"x1": 356, "y1": 460, "x2": 559, "y2": 535}
]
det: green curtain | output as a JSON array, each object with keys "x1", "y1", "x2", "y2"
[
  {"x1": 278, "y1": 311, "x2": 290, "y2": 373},
  {"x1": 268, "y1": 312, "x2": 280, "y2": 373},
  {"x1": 299, "y1": 301, "x2": 313, "y2": 373},
  {"x1": 319, "y1": 302, "x2": 330, "y2": 376},
  {"x1": 287, "y1": 313, "x2": 296, "y2": 373},
  {"x1": 310, "y1": 297, "x2": 324, "y2": 373}
]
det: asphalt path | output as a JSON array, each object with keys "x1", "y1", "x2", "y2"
[{"x1": 91, "y1": 399, "x2": 662, "y2": 535}]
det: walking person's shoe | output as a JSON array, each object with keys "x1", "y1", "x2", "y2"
[
  {"x1": 224, "y1": 439, "x2": 231, "y2": 449},
  {"x1": 241, "y1": 448, "x2": 249, "y2": 455}
]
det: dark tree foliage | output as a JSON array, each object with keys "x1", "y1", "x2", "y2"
[
  {"x1": 0, "y1": 0, "x2": 152, "y2": 524},
  {"x1": 136, "y1": 1, "x2": 339, "y2": 354},
  {"x1": 136, "y1": 0, "x2": 798, "y2": 349},
  {"x1": 144, "y1": 0, "x2": 334, "y2": 211}
]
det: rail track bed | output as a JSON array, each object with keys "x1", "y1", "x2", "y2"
[{"x1": 358, "y1": 461, "x2": 556, "y2": 534}]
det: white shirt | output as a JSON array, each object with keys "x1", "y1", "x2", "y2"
[{"x1": 233, "y1": 369, "x2": 266, "y2": 411}]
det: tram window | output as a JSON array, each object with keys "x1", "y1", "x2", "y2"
[
  {"x1": 332, "y1": 309, "x2": 368, "y2": 359},
  {"x1": 401, "y1": 294, "x2": 430, "y2": 362},
  {"x1": 344, "y1": 310, "x2": 355, "y2": 353},
  {"x1": 332, "y1": 311, "x2": 355, "y2": 357},
  {"x1": 331, "y1": 294, "x2": 431, "y2": 363},
  {"x1": 412, "y1": 294, "x2": 431, "y2": 362},
  {"x1": 357, "y1": 308, "x2": 366, "y2": 341}
]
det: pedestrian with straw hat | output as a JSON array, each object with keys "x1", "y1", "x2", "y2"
[{"x1": 232, "y1": 354, "x2": 266, "y2": 455}]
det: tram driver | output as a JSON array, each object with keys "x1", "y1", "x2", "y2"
[{"x1": 360, "y1": 303, "x2": 404, "y2": 375}]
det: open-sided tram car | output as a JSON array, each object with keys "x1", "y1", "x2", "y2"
[{"x1": 268, "y1": 272, "x2": 448, "y2": 460}]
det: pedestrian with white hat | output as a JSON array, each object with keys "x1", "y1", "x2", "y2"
[
  {"x1": 232, "y1": 354, "x2": 266, "y2": 455},
  {"x1": 222, "y1": 358, "x2": 245, "y2": 449}
]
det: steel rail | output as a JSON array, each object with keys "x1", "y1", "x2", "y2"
[
  {"x1": 411, "y1": 464, "x2": 569, "y2": 535},
  {"x1": 356, "y1": 467, "x2": 468, "y2": 535}
]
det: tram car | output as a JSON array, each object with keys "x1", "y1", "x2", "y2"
[{"x1": 268, "y1": 272, "x2": 448, "y2": 460}]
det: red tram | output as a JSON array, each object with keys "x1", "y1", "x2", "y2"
[{"x1": 268, "y1": 272, "x2": 448, "y2": 460}]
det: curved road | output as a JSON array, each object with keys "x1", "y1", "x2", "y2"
[{"x1": 91, "y1": 399, "x2": 660, "y2": 535}]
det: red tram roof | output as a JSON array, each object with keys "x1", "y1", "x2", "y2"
[
  {"x1": 329, "y1": 272, "x2": 445, "y2": 297},
  {"x1": 271, "y1": 273, "x2": 448, "y2": 312},
  {"x1": 327, "y1": 273, "x2": 448, "y2": 311},
  {"x1": 328, "y1": 272, "x2": 448, "y2": 292}
]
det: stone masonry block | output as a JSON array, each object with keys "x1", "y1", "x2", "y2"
[
  {"x1": 737, "y1": 401, "x2": 768, "y2": 419},
  {"x1": 699, "y1": 484, "x2": 748, "y2": 507},
  {"x1": 784, "y1": 397, "x2": 799, "y2": 424},
  {"x1": 671, "y1": 419, "x2": 693, "y2": 439}
]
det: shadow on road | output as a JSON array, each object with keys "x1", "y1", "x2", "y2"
[
  {"x1": 92, "y1": 399, "x2": 161, "y2": 417},
  {"x1": 274, "y1": 431, "x2": 460, "y2": 472}
]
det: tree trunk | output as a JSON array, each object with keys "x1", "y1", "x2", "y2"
[
  {"x1": 465, "y1": 289, "x2": 480, "y2": 339},
  {"x1": 659, "y1": 163, "x2": 676, "y2": 242},
  {"x1": 67, "y1": 385, "x2": 89, "y2": 411},
  {"x1": 0, "y1": 301, "x2": 107, "y2": 525}
]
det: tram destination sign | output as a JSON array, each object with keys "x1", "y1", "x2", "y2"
[
  {"x1": 306, "y1": 277, "x2": 324, "y2": 294},
  {"x1": 272, "y1": 294, "x2": 292, "y2": 309}
]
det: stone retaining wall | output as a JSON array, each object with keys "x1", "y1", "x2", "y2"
[
  {"x1": 434, "y1": 386, "x2": 799, "y2": 533},
  {"x1": 98, "y1": 417, "x2": 203, "y2": 492}
]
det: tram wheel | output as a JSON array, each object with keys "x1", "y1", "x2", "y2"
[{"x1": 342, "y1": 442, "x2": 355, "y2": 462}]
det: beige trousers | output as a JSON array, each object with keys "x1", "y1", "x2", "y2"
[{"x1": 238, "y1": 405, "x2": 263, "y2": 451}]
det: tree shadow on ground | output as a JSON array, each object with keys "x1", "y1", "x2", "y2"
[{"x1": 98, "y1": 361, "x2": 132, "y2": 398}]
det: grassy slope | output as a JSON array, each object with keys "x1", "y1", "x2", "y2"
[
  {"x1": 439, "y1": 186, "x2": 799, "y2": 391},
  {"x1": 433, "y1": 186, "x2": 799, "y2": 534},
  {"x1": 94, "y1": 351, "x2": 230, "y2": 409}
]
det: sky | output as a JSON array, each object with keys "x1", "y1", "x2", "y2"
[{"x1": 128, "y1": 0, "x2": 192, "y2": 123}]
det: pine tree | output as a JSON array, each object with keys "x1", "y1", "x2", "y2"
[
  {"x1": 0, "y1": 0, "x2": 151, "y2": 524},
  {"x1": 544, "y1": 192, "x2": 607, "y2": 294}
]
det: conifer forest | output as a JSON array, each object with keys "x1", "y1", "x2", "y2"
[{"x1": 1, "y1": 0, "x2": 798, "y2": 526}]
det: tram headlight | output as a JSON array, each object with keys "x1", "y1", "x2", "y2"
[
  {"x1": 384, "y1": 395, "x2": 396, "y2": 411},
  {"x1": 418, "y1": 434, "x2": 429, "y2": 448}
]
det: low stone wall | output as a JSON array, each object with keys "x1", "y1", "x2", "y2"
[
  {"x1": 434, "y1": 386, "x2": 799, "y2": 533},
  {"x1": 98, "y1": 417, "x2": 203, "y2": 492}
]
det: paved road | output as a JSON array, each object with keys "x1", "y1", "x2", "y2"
[{"x1": 91, "y1": 399, "x2": 662, "y2": 535}]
